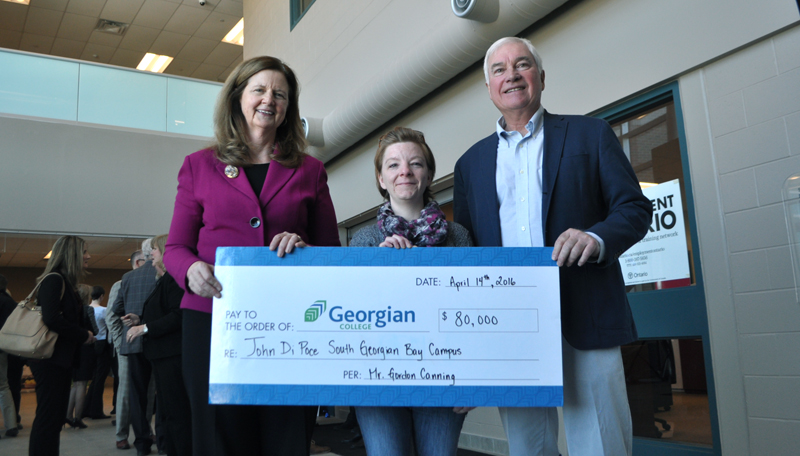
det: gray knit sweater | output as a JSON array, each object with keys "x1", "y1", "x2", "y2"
[{"x1": 350, "y1": 222, "x2": 473, "y2": 247}]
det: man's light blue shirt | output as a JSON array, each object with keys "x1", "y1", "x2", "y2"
[
  {"x1": 495, "y1": 106, "x2": 606, "y2": 259},
  {"x1": 495, "y1": 106, "x2": 545, "y2": 248}
]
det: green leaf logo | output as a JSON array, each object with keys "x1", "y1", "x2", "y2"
[{"x1": 304, "y1": 300, "x2": 327, "y2": 322}]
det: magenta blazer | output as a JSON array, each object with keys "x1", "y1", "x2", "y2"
[{"x1": 164, "y1": 148, "x2": 340, "y2": 314}]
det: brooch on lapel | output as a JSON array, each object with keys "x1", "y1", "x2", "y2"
[{"x1": 224, "y1": 165, "x2": 239, "y2": 179}]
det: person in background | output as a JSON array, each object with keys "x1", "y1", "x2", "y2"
[
  {"x1": 125, "y1": 234, "x2": 191, "y2": 456},
  {"x1": 65, "y1": 284, "x2": 98, "y2": 429},
  {"x1": 0, "y1": 274, "x2": 19, "y2": 437},
  {"x1": 28, "y1": 236, "x2": 96, "y2": 456},
  {"x1": 165, "y1": 55, "x2": 340, "y2": 455},
  {"x1": 83, "y1": 285, "x2": 112, "y2": 420},
  {"x1": 0, "y1": 279, "x2": 25, "y2": 434},
  {"x1": 112, "y1": 239, "x2": 161, "y2": 455},
  {"x1": 106, "y1": 250, "x2": 143, "y2": 450},
  {"x1": 351, "y1": 127, "x2": 472, "y2": 456},
  {"x1": 454, "y1": 37, "x2": 652, "y2": 456},
  {"x1": 5, "y1": 351, "x2": 24, "y2": 434}
]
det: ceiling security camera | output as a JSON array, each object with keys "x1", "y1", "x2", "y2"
[{"x1": 199, "y1": 0, "x2": 205, "y2": 5}]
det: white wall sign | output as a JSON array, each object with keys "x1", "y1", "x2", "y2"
[{"x1": 620, "y1": 179, "x2": 691, "y2": 286}]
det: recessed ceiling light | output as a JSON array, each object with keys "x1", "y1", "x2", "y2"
[
  {"x1": 137, "y1": 53, "x2": 174, "y2": 73},
  {"x1": 2, "y1": 0, "x2": 30, "y2": 5},
  {"x1": 222, "y1": 18, "x2": 244, "y2": 46},
  {"x1": 43, "y1": 250, "x2": 52, "y2": 260}
]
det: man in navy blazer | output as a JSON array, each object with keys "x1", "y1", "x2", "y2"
[{"x1": 454, "y1": 37, "x2": 651, "y2": 456}]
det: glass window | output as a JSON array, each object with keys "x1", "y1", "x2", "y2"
[
  {"x1": 622, "y1": 338, "x2": 713, "y2": 447},
  {"x1": 611, "y1": 100, "x2": 697, "y2": 293},
  {"x1": 783, "y1": 174, "x2": 800, "y2": 302},
  {"x1": 290, "y1": 0, "x2": 317, "y2": 29}
]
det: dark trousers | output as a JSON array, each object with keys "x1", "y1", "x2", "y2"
[
  {"x1": 84, "y1": 340, "x2": 112, "y2": 417},
  {"x1": 183, "y1": 310, "x2": 315, "y2": 456},
  {"x1": 216, "y1": 404, "x2": 317, "y2": 455},
  {"x1": 155, "y1": 393, "x2": 167, "y2": 452},
  {"x1": 7, "y1": 354, "x2": 24, "y2": 421},
  {"x1": 110, "y1": 353, "x2": 119, "y2": 411},
  {"x1": 152, "y1": 355, "x2": 192, "y2": 456},
  {"x1": 28, "y1": 361, "x2": 72, "y2": 456},
  {"x1": 183, "y1": 311, "x2": 213, "y2": 455},
  {"x1": 127, "y1": 352, "x2": 154, "y2": 451}
]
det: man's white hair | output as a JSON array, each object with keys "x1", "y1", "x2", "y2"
[
  {"x1": 483, "y1": 37, "x2": 543, "y2": 84},
  {"x1": 141, "y1": 237, "x2": 154, "y2": 260}
]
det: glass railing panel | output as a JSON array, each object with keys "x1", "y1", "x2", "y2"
[
  {"x1": 167, "y1": 78, "x2": 219, "y2": 137},
  {"x1": 0, "y1": 52, "x2": 79, "y2": 121},
  {"x1": 78, "y1": 65, "x2": 168, "y2": 132}
]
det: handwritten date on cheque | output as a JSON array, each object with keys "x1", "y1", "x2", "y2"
[{"x1": 417, "y1": 275, "x2": 518, "y2": 291}]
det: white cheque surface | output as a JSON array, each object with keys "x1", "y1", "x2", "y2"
[{"x1": 211, "y1": 266, "x2": 561, "y2": 386}]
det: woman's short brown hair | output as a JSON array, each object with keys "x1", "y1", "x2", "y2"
[
  {"x1": 213, "y1": 56, "x2": 306, "y2": 169},
  {"x1": 373, "y1": 127, "x2": 437, "y2": 204}
]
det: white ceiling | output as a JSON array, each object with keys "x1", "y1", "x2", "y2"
[
  {"x1": 0, "y1": 0, "x2": 244, "y2": 82},
  {"x1": 0, "y1": 233, "x2": 147, "y2": 270}
]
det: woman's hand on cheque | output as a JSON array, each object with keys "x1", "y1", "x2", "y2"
[
  {"x1": 270, "y1": 232, "x2": 307, "y2": 258},
  {"x1": 379, "y1": 234, "x2": 414, "y2": 249}
]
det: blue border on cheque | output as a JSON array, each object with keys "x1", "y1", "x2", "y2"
[{"x1": 210, "y1": 246, "x2": 563, "y2": 407}]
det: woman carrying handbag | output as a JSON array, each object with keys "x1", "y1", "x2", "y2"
[{"x1": 27, "y1": 236, "x2": 95, "y2": 456}]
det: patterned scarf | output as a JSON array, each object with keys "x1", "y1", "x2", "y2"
[{"x1": 376, "y1": 201, "x2": 448, "y2": 247}]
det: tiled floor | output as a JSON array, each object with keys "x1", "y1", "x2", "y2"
[
  {"x1": 652, "y1": 392, "x2": 713, "y2": 446},
  {"x1": 0, "y1": 384, "x2": 486, "y2": 456},
  {"x1": 3, "y1": 382, "x2": 711, "y2": 455},
  {"x1": 1, "y1": 384, "x2": 134, "y2": 456},
  {"x1": 1, "y1": 385, "x2": 344, "y2": 455}
]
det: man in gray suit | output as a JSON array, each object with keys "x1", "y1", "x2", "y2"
[
  {"x1": 113, "y1": 240, "x2": 157, "y2": 455},
  {"x1": 106, "y1": 250, "x2": 146, "y2": 450}
]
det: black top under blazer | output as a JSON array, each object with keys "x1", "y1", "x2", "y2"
[
  {"x1": 37, "y1": 272, "x2": 91, "y2": 368},
  {"x1": 141, "y1": 272, "x2": 184, "y2": 360}
]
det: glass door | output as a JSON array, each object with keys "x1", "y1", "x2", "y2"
[{"x1": 598, "y1": 83, "x2": 720, "y2": 456}]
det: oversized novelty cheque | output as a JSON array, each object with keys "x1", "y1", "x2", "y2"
[{"x1": 209, "y1": 246, "x2": 563, "y2": 407}]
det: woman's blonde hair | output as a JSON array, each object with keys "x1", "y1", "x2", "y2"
[
  {"x1": 373, "y1": 127, "x2": 437, "y2": 204},
  {"x1": 151, "y1": 234, "x2": 168, "y2": 274},
  {"x1": 77, "y1": 284, "x2": 92, "y2": 306},
  {"x1": 213, "y1": 56, "x2": 306, "y2": 169},
  {"x1": 37, "y1": 235, "x2": 86, "y2": 288}
]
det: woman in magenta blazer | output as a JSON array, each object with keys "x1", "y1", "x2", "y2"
[{"x1": 164, "y1": 56, "x2": 340, "y2": 456}]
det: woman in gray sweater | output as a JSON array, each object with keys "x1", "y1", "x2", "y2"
[{"x1": 350, "y1": 127, "x2": 472, "y2": 456}]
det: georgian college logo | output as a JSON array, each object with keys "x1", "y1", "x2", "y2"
[{"x1": 304, "y1": 300, "x2": 327, "y2": 322}]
